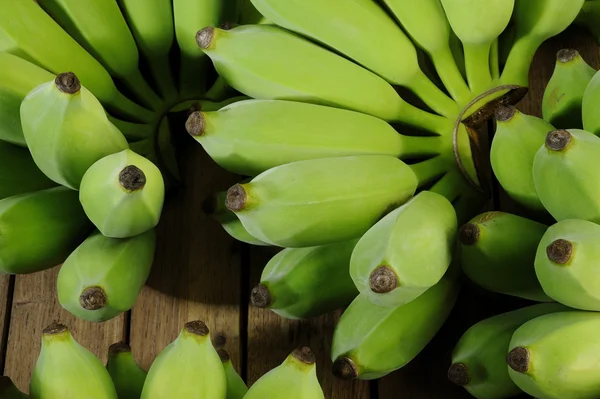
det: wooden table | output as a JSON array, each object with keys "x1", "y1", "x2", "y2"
[{"x1": 1, "y1": 27, "x2": 597, "y2": 398}]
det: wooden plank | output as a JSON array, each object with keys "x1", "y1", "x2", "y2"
[
  {"x1": 3, "y1": 267, "x2": 126, "y2": 393},
  {"x1": 0, "y1": 275, "x2": 12, "y2": 372},
  {"x1": 129, "y1": 122, "x2": 243, "y2": 373},
  {"x1": 246, "y1": 246, "x2": 371, "y2": 399}
]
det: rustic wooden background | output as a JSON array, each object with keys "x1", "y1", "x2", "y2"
[{"x1": 0, "y1": 26, "x2": 597, "y2": 398}]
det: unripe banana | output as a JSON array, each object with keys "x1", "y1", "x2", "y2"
[
  {"x1": 533, "y1": 129, "x2": 600, "y2": 224},
  {"x1": 0, "y1": 187, "x2": 91, "y2": 275},
  {"x1": 29, "y1": 322, "x2": 118, "y2": 398},
  {"x1": 0, "y1": 141, "x2": 56, "y2": 201},
  {"x1": 140, "y1": 320, "x2": 226, "y2": 399},
  {"x1": 448, "y1": 303, "x2": 569, "y2": 399},
  {"x1": 185, "y1": 99, "x2": 444, "y2": 177},
  {"x1": 458, "y1": 211, "x2": 551, "y2": 302},
  {"x1": 542, "y1": 49, "x2": 596, "y2": 129},
  {"x1": 581, "y1": 68, "x2": 600, "y2": 136},
  {"x1": 350, "y1": 191, "x2": 457, "y2": 308},
  {"x1": 240, "y1": 0, "x2": 270, "y2": 25},
  {"x1": 196, "y1": 24, "x2": 453, "y2": 134},
  {"x1": 331, "y1": 266, "x2": 460, "y2": 380},
  {"x1": 0, "y1": 52, "x2": 54, "y2": 146},
  {"x1": 250, "y1": 0, "x2": 459, "y2": 118},
  {"x1": 224, "y1": 155, "x2": 418, "y2": 248},
  {"x1": 507, "y1": 310, "x2": 600, "y2": 399},
  {"x1": 217, "y1": 350, "x2": 248, "y2": 399},
  {"x1": 106, "y1": 342, "x2": 147, "y2": 399},
  {"x1": 534, "y1": 219, "x2": 600, "y2": 311},
  {"x1": 574, "y1": 0, "x2": 600, "y2": 45},
  {"x1": 243, "y1": 347, "x2": 324, "y2": 399},
  {"x1": 251, "y1": 240, "x2": 358, "y2": 319},
  {"x1": 0, "y1": 376, "x2": 28, "y2": 399},
  {"x1": 79, "y1": 149, "x2": 165, "y2": 238},
  {"x1": 57, "y1": 229, "x2": 156, "y2": 322},
  {"x1": 490, "y1": 105, "x2": 554, "y2": 212},
  {"x1": 20, "y1": 73, "x2": 129, "y2": 190}
]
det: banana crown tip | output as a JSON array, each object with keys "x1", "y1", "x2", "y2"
[
  {"x1": 507, "y1": 347, "x2": 530, "y2": 373},
  {"x1": 119, "y1": 165, "x2": 147, "y2": 192},
  {"x1": 55, "y1": 72, "x2": 81, "y2": 94},
  {"x1": 196, "y1": 27, "x2": 215, "y2": 49},
  {"x1": 447, "y1": 363, "x2": 470, "y2": 386},
  {"x1": 185, "y1": 111, "x2": 205, "y2": 137},
  {"x1": 226, "y1": 184, "x2": 247, "y2": 212},
  {"x1": 292, "y1": 346, "x2": 315, "y2": 365},
  {"x1": 332, "y1": 357, "x2": 358, "y2": 380},
  {"x1": 109, "y1": 341, "x2": 132, "y2": 354},
  {"x1": 546, "y1": 239, "x2": 573, "y2": 265},
  {"x1": 369, "y1": 265, "x2": 399, "y2": 294},
  {"x1": 557, "y1": 48, "x2": 579, "y2": 63},
  {"x1": 217, "y1": 349, "x2": 230, "y2": 362},
  {"x1": 79, "y1": 286, "x2": 107, "y2": 310},
  {"x1": 458, "y1": 223, "x2": 480, "y2": 246},
  {"x1": 494, "y1": 105, "x2": 516, "y2": 122},
  {"x1": 250, "y1": 284, "x2": 271, "y2": 308},
  {"x1": 43, "y1": 321, "x2": 68, "y2": 335},
  {"x1": 545, "y1": 130, "x2": 571, "y2": 151},
  {"x1": 184, "y1": 320, "x2": 210, "y2": 336}
]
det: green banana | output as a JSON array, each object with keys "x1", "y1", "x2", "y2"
[
  {"x1": 500, "y1": 0, "x2": 586, "y2": 87},
  {"x1": 57, "y1": 229, "x2": 156, "y2": 322},
  {"x1": 0, "y1": 376, "x2": 28, "y2": 399},
  {"x1": 380, "y1": 0, "x2": 471, "y2": 105},
  {"x1": 240, "y1": 0, "x2": 270, "y2": 25},
  {"x1": 458, "y1": 211, "x2": 551, "y2": 302},
  {"x1": 79, "y1": 149, "x2": 165, "y2": 238},
  {"x1": 224, "y1": 155, "x2": 418, "y2": 248},
  {"x1": 543, "y1": 49, "x2": 596, "y2": 129},
  {"x1": 582, "y1": 69, "x2": 600, "y2": 135},
  {"x1": 0, "y1": 0, "x2": 154, "y2": 123},
  {"x1": 440, "y1": 0, "x2": 515, "y2": 93},
  {"x1": 140, "y1": 321, "x2": 226, "y2": 399},
  {"x1": 250, "y1": 0, "x2": 459, "y2": 118},
  {"x1": 217, "y1": 350, "x2": 248, "y2": 399},
  {"x1": 0, "y1": 141, "x2": 56, "y2": 201},
  {"x1": 574, "y1": 0, "x2": 600, "y2": 45},
  {"x1": 185, "y1": 99, "x2": 445, "y2": 177},
  {"x1": 29, "y1": 322, "x2": 118, "y2": 398},
  {"x1": 118, "y1": 0, "x2": 179, "y2": 103},
  {"x1": 331, "y1": 265, "x2": 460, "y2": 380},
  {"x1": 507, "y1": 310, "x2": 600, "y2": 399},
  {"x1": 107, "y1": 117, "x2": 154, "y2": 141},
  {"x1": 243, "y1": 347, "x2": 324, "y2": 399},
  {"x1": 490, "y1": 105, "x2": 554, "y2": 212},
  {"x1": 196, "y1": 24, "x2": 454, "y2": 134},
  {"x1": 533, "y1": 129, "x2": 600, "y2": 224},
  {"x1": 535, "y1": 219, "x2": 600, "y2": 311},
  {"x1": 490, "y1": 38, "x2": 500, "y2": 80},
  {"x1": 448, "y1": 303, "x2": 570, "y2": 399},
  {"x1": 0, "y1": 52, "x2": 54, "y2": 146},
  {"x1": 37, "y1": 0, "x2": 162, "y2": 110},
  {"x1": 251, "y1": 240, "x2": 359, "y2": 319},
  {"x1": 20, "y1": 72, "x2": 130, "y2": 190},
  {"x1": 349, "y1": 191, "x2": 457, "y2": 308},
  {"x1": 0, "y1": 187, "x2": 91, "y2": 275},
  {"x1": 106, "y1": 342, "x2": 147, "y2": 399}
]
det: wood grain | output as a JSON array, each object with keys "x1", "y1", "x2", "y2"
[
  {"x1": 246, "y1": 246, "x2": 371, "y2": 399},
  {"x1": 3, "y1": 267, "x2": 125, "y2": 393},
  {"x1": 0, "y1": 275, "x2": 12, "y2": 372}
]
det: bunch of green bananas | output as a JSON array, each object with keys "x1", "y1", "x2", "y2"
[{"x1": 0, "y1": 321, "x2": 324, "y2": 398}]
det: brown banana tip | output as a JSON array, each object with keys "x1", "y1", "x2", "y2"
[
  {"x1": 196, "y1": 27, "x2": 215, "y2": 49},
  {"x1": 219, "y1": 21, "x2": 236, "y2": 30},
  {"x1": 459, "y1": 223, "x2": 480, "y2": 246},
  {"x1": 185, "y1": 111, "x2": 205, "y2": 137},
  {"x1": 119, "y1": 165, "x2": 146, "y2": 191},
  {"x1": 507, "y1": 347, "x2": 530, "y2": 373},
  {"x1": 293, "y1": 346, "x2": 316, "y2": 365},
  {"x1": 494, "y1": 105, "x2": 516, "y2": 122},
  {"x1": 79, "y1": 286, "x2": 107, "y2": 310},
  {"x1": 557, "y1": 48, "x2": 579, "y2": 63},
  {"x1": 448, "y1": 363, "x2": 470, "y2": 386},
  {"x1": 545, "y1": 130, "x2": 571, "y2": 151},
  {"x1": 546, "y1": 239, "x2": 573, "y2": 264},
  {"x1": 225, "y1": 184, "x2": 247, "y2": 212},
  {"x1": 332, "y1": 357, "x2": 359, "y2": 380},
  {"x1": 185, "y1": 320, "x2": 210, "y2": 336},
  {"x1": 369, "y1": 266, "x2": 399, "y2": 294},
  {"x1": 43, "y1": 321, "x2": 68, "y2": 335},
  {"x1": 55, "y1": 72, "x2": 81, "y2": 94},
  {"x1": 217, "y1": 349, "x2": 230, "y2": 362},
  {"x1": 109, "y1": 341, "x2": 132, "y2": 354},
  {"x1": 250, "y1": 284, "x2": 271, "y2": 308}
]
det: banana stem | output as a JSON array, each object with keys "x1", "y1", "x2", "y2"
[
  {"x1": 108, "y1": 116, "x2": 154, "y2": 141},
  {"x1": 124, "y1": 69, "x2": 164, "y2": 112},
  {"x1": 398, "y1": 135, "x2": 444, "y2": 160},
  {"x1": 408, "y1": 70, "x2": 460, "y2": 118},
  {"x1": 179, "y1": 54, "x2": 208, "y2": 100},
  {"x1": 490, "y1": 38, "x2": 500, "y2": 80},
  {"x1": 429, "y1": 170, "x2": 463, "y2": 203},
  {"x1": 499, "y1": 36, "x2": 536, "y2": 87},
  {"x1": 409, "y1": 154, "x2": 452, "y2": 188},
  {"x1": 430, "y1": 47, "x2": 472, "y2": 106},
  {"x1": 147, "y1": 55, "x2": 179, "y2": 105},
  {"x1": 106, "y1": 91, "x2": 155, "y2": 124},
  {"x1": 464, "y1": 42, "x2": 493, "y2": 94},
  {"x1": 392, "y1": 102, "x2": 454, "y2": 137}
]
